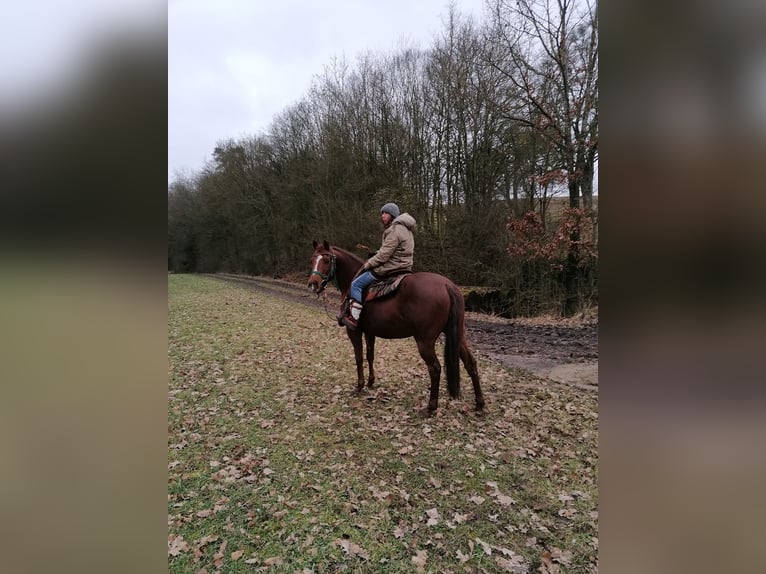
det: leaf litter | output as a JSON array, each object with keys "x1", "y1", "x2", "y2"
[{"x1": 168, "y1": 275, "x2": 598, "y2": 572}]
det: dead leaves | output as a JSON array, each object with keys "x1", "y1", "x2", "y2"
[
  {"x1": 411, "y1": 549, "x2": 428, "y2": 572},
  {"x1": 334, "y1": 538, "x2": 370, "y2": 560},
  {"x1": 167, "y1": 533, "x2": 188, "y2": 556},
  {"x1": 205, "y1": 452, "x2": 273, "y2": 486},
  {"x1": 168, "y1": 276, "x2": 598, "y2": 573},
  {"x1": 476, "y1": 537, "x2": 493, "y2": 555},
  {"x1": 192, "y1": 535, "x2": 219, "y2": 562},
  {"x1": 540, "y1": 547, "x2": 573, "y2": 573},
  {"x1": 469, "y1": 494, "x2": 486, "y2": 505},
  {"x1": 495, "y1": 553, "x2": 528, "y2": 573},
  {"x1": 496, "y1": 492, "x2": 515, "y2": 506},
  {"x1": 194, "y1": 496, "x2": 228, "y2": 519},
  {"x1": 474, "y1": 537, "x2": 528, "y2": 573},
  {"x1": 486, "y1": 481, "x2": 516, "y2": 507},
  {"x1": 212, "y1": 540, "x2": 227, "y2": 568},
  {"x1": 449, "y1": 511, "x2": 470, "y2": 526},
  {"x1": 368, "y1": 484, "x2": 393, "y2": 504},
  {"x1": 167, "y1": 532, "x2": 254, "y2": 572},
  {"x1": 454, "y1": 539, "x2": 529, "y2": 573},
  {"x1": 425, "y1": 507, "x2": 441, "y2": 526}
]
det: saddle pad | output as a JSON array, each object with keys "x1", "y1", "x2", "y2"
[{"x1": 364, "y1": 273, "x2": 409, "y2": 302}]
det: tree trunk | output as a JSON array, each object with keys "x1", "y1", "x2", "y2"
[
  {"x1": 562, "y1": 170, "x2": 581, "y2": 315},
  {"x1": 580, "y1": 151, "x2": 594, "y2": 212}
]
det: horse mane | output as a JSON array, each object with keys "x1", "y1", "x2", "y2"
[{"x1": 331, "y1": 245, "x2": 364, "y2": 266}]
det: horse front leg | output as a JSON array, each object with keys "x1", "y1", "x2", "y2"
[
  {"x1": 364, "y1": 333, "x2": 376, "y2": 388},
  {"x1": 415, "y1": 339, "x2": 441, "y2": 416},
  {"x1": 347, "y1": 330, "x2": 365, "y2": 393}
]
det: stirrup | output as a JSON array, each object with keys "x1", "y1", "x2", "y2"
[
  {"x1": 337, "y1": 298, "x2": 349, "y2": 326},
  {"x1": 341, "y1": 314, "x2": 358, "y2": 330}
]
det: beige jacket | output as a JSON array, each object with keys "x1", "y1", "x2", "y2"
[{"x1": 362, "y1": 213, "x2": 416, "y2": 277}]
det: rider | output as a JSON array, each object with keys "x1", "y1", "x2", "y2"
[{"x1": 340, "y1": 202, "x2": 416, "y2": 330}]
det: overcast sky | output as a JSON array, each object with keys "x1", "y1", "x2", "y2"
[{"x1": 169, "y1": 0, "x2": 488, "y2": 182}]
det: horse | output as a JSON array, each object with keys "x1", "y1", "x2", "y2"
[{"x1": 307, "y1": 240, "x2": 485, "y2": 416}]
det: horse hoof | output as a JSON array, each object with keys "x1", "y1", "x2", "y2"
[{"x1": 418, "y1": 407, "x2": 435, "y2": 418}]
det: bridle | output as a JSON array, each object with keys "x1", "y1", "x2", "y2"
[{"x1": 312, "y1": 251, "x2": 340, "y2": 293}]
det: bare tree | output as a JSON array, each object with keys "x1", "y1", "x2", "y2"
[
  {"x1": 483, "y1": 0, "x2": 597, "y2": 314},
  {"x1": 484, "y1": 0, "x2": 598, "y2": 210}
]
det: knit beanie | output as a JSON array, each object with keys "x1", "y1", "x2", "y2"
[{"x1": 380, "y1": 202, "x2": 400, "y2": 218}]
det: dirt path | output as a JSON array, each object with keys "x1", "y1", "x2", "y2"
[{"x1": 207, "y1": 273, "x2": 598, "y2": 391}]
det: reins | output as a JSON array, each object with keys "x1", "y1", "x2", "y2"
[{"x1": 318, "y1": 290, "x2": 342, "y2": 322}]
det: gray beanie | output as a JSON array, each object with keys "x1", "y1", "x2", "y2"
[{"x1": 380, "y1": 202, "x2": 400, "y2": 218}]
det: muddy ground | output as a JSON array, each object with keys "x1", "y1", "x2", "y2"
[{"x1": 208, "y1": 274, "x2": 598, "y2": 391}]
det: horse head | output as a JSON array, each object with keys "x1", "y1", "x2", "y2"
[{"x1": 307, "y1": 240, "x2": 336, "y2": 294}]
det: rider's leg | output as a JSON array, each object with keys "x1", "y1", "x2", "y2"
[{"x1": 342, "y1": 271, "x2": 376, "y2": 328}]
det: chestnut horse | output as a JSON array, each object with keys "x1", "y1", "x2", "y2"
[{"x1": 307, "y1": 240, "x2": 485, "y2": 415}]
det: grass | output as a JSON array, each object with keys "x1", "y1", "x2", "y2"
[{"x1": 168, "y1": 274, "x2": 598, "y2": 573}]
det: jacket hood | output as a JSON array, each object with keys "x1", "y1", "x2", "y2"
[{"x1": 393, "y1": 212, "x2": 416, "y2": 230}]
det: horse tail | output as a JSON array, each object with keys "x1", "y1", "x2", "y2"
[{"x1": 444, "y1": 283, "x2": 462, "y2": 400}]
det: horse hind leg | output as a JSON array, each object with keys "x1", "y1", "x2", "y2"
[
  {"x1": 415, "y1": 338, "x2": 441, "y2": 415},
  {"x1": 365, "y1": 333, "x2": 376, "y2": 388},
  {"x1": 459, "y1": 338, "x2": 485, "y2": 411}
]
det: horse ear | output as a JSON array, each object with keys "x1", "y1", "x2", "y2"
[
  {"x1": 312, "y1": 240, "x2": 318, "y2": 249},
  {"x1": 323, "y1": 240, "x2": 330, "y2": 250}
]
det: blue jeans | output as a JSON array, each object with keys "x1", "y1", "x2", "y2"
[{"x1": 350, "y1": 270, "x2": 377, "y2": 302}]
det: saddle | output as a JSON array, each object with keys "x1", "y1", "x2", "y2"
[
  {"x1": 337, "y1": 271, "x2": 412, "y2": 327},
  {"x1": 363, "y1": 271, "x2": 411, "y2": 303}
]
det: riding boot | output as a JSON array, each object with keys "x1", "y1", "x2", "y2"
[{"x1": 341, "y1": 299, "x2": 363, "y2": 330}]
